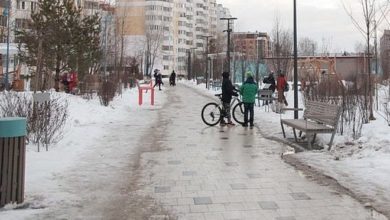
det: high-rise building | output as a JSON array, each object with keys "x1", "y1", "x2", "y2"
[
  {"x1": 116, "y1": 0, "x2": 230, "y2": 76},
  {"x1": 380, "y1": 29, "x2": 390, "y2": 78}
]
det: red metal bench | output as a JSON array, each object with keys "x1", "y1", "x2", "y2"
[{"x1": 136, "y1": 80, "x2": 154, "y2": 106}]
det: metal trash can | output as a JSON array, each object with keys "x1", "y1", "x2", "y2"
[{"x1": 0, "y1": 117, "x2": 27, "y2": 207}]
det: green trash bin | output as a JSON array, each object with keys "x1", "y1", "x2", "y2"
[{"x1": 0, "y1": 117, "x2": 27, "y2": 207}]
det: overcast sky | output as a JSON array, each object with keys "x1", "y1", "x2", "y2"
[{"x1": 218, "y1": 0, "x2": 390, "y2": 53}]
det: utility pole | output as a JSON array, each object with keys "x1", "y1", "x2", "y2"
[
  {"x1": 4, "y1": 0, "x2": 11, "y2": 90},
  {"x1": 187, "y1": 48, "x2": 197, "y2": 81},
  {"x1": 202, "y1": 35, "x2": 212, "y2": 89},
  {"x1": 293, "y1": 0, "x2": 299, "y2": 119},
  {"x1": 220, "y1": 17, "x2": 237, "y2": 74},
  {"x1": 187, "y1": 50, "x2": 191, "y2": 80}
]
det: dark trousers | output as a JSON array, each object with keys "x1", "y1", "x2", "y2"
[{"x1": 244, "y1": 103, "x2": 254, "y2": 126}]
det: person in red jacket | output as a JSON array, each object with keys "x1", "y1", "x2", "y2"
[{"x1": 276, "y1": 70, "x2": 288, "y2": 107}]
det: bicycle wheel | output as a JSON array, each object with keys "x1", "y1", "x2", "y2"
[
  {"x1": 201, "y1": 103, "x2": 222, "y2": 126},
  {"x1": 232, "y1": 102, "x2": 245, "y2": 125}
]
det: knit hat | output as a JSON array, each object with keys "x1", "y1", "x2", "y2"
[{"x1": 246, "y1": 71, "x2": 253, "y2": 78}]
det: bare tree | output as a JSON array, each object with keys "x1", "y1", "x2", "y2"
[
  {"x1": 271, "y1": 17, "x2": 293, "y2": 77},
  {"x1": 342, "y1": 0, "x2": 390, "y2": 120},
  {"x1": 299, "y1": 37, "x2": 318, "y2": 56},
  {"x1": 319, "y1": 37, "x2": 333, "y2": 56},
  {"x1": 143, "y1": 23, "x2": 165, "y2": 77},
  {"x1": 210, "y1": 36, "x2": 225, "y2": 80}
]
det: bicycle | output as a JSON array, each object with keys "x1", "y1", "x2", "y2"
[{"x1": 201, "y1": 94, "x2": 245, "y2": 126}]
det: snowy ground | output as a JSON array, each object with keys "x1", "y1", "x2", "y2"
[
  {"x1": 0, "y1": 84, "x2": 168, "y2": 219},
  {"x1": 0, "y1": 79, "x2": 389, "y2": 219}
]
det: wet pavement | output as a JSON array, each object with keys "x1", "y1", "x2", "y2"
[{"x1": 134, "y1": 83, "x2": 387, "y2": 220}]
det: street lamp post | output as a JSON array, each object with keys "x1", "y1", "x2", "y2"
[
  {"x1": 220, "y1": 17, "x2": 237, "y2": 74},
  {"x1": 293, "y1": 0, "x2": 299, "y2": 119},
  {"x1": 187, "y1": 47, "x2": 197, "y2": 81},
  {"x1": 4, "y1": 1, "x2": 11, "y2": 90},
  {"x1": 202, "y1": 35, "x2": 212, "y2": 89}
]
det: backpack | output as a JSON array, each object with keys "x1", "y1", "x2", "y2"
[{"x1": 284, "y1": 83, "x2": 289, "y2": 92}]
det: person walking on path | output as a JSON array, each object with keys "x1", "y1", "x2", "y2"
[
  {"x1": 262, "y1": 71, "x2": 276, "y2": 105},
  {"x1": 169, "y1": 70, "x2": 176, "y2": 86},
  {"x1": 240, "y1": 72, "x2": 259, "y2": 128},
  {"x1": 276, "y1": 70, "x2": 288, "y2": 112},
  {"x1": 221, "y1": 71, "x2": 238, "y2": 126},
  {"x1": 153, "y1": 69, "x2": 163, "y2": 90},
  {"x1": 263, "y1": 72, "x2": 276, "y2": 93}
]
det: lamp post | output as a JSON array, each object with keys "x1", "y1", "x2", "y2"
[
  {"x1": 293, "y1": 0, "x2": 299, "y2": 119},
  {"x1": 4, "y1": 1, "x2": 11, "y2": 90},
  {"x1": 187, "y1": 47, "x2": 197, "y2": 81},
  {"x1": 220, "y1": 17, "x2": 237, "y2": 74},
  {"x1": 202, "y1": 35, "x2": 212, "y2": 89}
]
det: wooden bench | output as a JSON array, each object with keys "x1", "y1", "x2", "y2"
[
  {"x1": 280, "y1": 100, "x2": 342, "y2": 150},
  {"x1": 256, "y1": 89, "x2": 276, "y2": 111}
]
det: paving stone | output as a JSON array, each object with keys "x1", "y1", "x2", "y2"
[
  {"x1": 225, "y1": 162, "x2": 239, "y2": 166},
  {"x1": 168, "y1": 160, "x2": 182, "y2": 165},
  {"x1": 182, "y1": 171, "x2": 197, "y2": 176},
  {"x1": 206, "y1": 156, "x2": 218, "y2": 160},
  {"x1": 258, "y1": 201, "x2": 279, "y2": 210},
  {"x1": 154, "y1": 186, "x2": 171, "y2": 193},
  {"x1": 193, "y1": 197, "x2": 213, "y2": 205},
  {"x1": 247, "y1": 173, "x2": 262, "y2": 179},
  {"x1": 275, "y1": 217, "x2": 296, "y2": 220},
  {"x1": 290, "y1": 192, "x2": 311, "y2": 200},
  {"x1": 230, "y1": 183, "x2": 247, "y2": 190}
]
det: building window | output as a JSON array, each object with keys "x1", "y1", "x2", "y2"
[
  {"x1": 21, "y1": 1, "x2": 25, "y2": 10},
  {"x1": 164, "y1": 65, "x2": 169, "y2": 70}
]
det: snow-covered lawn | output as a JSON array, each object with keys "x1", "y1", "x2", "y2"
[{"x1": 0, "y1": 86, "x2": 167, "y2": 219}]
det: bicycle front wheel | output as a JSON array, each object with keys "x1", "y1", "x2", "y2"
[
  {"x1": 201, "y1": 103, "x2": 222, "y2": 126},
  {"x1": 232, "y1": 102, "x2": 245, "y2": 125}
]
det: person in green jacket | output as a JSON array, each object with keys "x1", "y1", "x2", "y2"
[{"x1": 240, "y1": 72, "x2": 259, "y2": 128}]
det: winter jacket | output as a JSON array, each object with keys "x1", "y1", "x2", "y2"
[
  {"x1": 240, "y1": 77, "x2": 258, "y2": 103},
  {"x1": 263, "y1": 75, "x2": 276, "y2": 92},
  {"x1": 222, "y1": 78, "x2": 237, "y2": 103},
  {"x1": 277, "y1": 75, "x2": 287, "y2": 91}
]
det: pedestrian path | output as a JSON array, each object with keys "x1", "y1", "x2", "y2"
[{"x1": 135, "y1": 84, "x2": 387, "y2": 220}]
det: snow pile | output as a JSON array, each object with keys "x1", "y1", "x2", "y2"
[{"x1": 0, "y1": 87, "x2": 167, "y2": 219}]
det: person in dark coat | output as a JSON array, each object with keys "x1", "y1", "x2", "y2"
[
  {"x1": 221, "y1": 71, "x2": 238, "y2": 126},
  {"x1": 263, "y1": 72, "x2": 276, "y2": 92},
  {"x1": 262, "y1": 72, "x2": 276, "y2": 104},
  {"x1": 153, "y1": 69, "x2": 163, "y2": 90},
  {"x1": 169, "y1": 70, "x2": 176, "y2": 86}
]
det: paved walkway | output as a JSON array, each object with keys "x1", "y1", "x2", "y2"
[{"x1": 134, "y1": 84, "x2": 387, "y2": 220}]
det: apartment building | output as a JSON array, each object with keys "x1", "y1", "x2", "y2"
[
  {"x1": 116, "y1": 0, "x2": 231, "y2": 76},
  {"x1": 0, "y1": 0, "x2": 116, "y2": 74},
  {"x1": 380, "y1": 29, "x2": 390, "y2": 78},
  {"x1": 232, "y1": 32, "x2": 271, "y2": 61}
]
